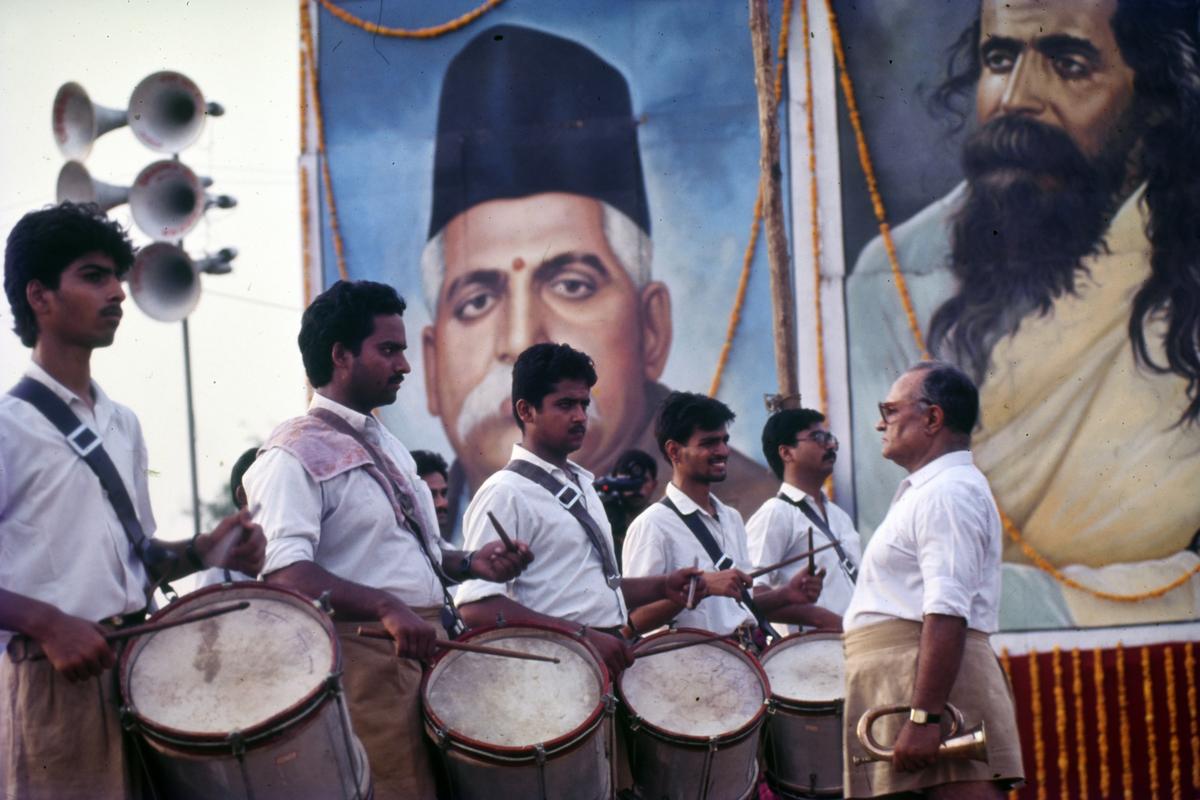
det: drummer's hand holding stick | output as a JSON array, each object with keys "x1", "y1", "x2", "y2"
[
  {"x1": 702, "y1": 568, "x2": 753, "y2": 600},
  {"x1": 191, "y1": 505, "x2": 266, "y2": 576},
  {"x1": 0, "y1": 589, "x2": 114, "y2": 682},
  {"x1": 786, "y1": 565, "x2": 825, "y2": 605},
  {"x1": 378, "y1": 599, "x2": 439, "y2": 661},
  {"x1": 470, "y1": 513, "x2": 535, "y2": 582}
]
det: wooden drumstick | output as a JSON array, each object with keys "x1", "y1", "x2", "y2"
[
  {"x1": 748, "y1": 541, "x2": 837, "y2": 579},
  {"x1": 356, "y1": 627, "x2": 561, "y2": 664},
  {"x1": 20, "y1": 601, "x2": 251, "y2": 662},
  {"x1": 685, "y1": 556, "x2": 700, "y2": 610},
  {"x1": 486, "y1": 511, "x2": 519, "y2": 553},
  {"x1": 807, "y1": 526, "x2": 815, "y2": 574}
]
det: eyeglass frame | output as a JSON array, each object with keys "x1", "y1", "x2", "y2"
[
  {"x1": 794, "y1": 429, "x2": 838, "y2": 449},
  {"x1": 877, "y1": 398, "x2": 931, "y2": 425}
]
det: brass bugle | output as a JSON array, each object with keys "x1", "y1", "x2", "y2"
[{"x1": 853, "y1": 703, "x2": 988, "y2": 765}]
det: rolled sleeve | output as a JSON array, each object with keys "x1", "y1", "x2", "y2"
[
  {"x1": 244, "y1": 449, "x2": 322, "y2": 576},
  {"x1": 455, "y1": 482, "x2": 519, "y2": 606},
  {"x1": 916, "y1": 488, "x2": 986, "y2": 619}
]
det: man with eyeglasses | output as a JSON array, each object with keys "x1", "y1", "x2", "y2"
[
  {"x1": 841, "y1": 361, "x2": 1023, "y2": 799},
  {"x1": 746, "y1": 408, "x2": 862, "y2": 632}
]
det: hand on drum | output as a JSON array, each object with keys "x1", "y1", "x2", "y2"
[
  {"x1": 36, "y1": 610, "x2": 115, "y2": 682},
  {"x1": 662, "y1": 566, "x2": 707, "y2": 608},
  {"x1": 785, "y1": 567, "x2": 825, "y2": 605},
  {"x1": 892, "y1": 719, "x2": 942, "y2": 773},
  {"x1": 379, "y1": 601, "x2": 439, "y2": 660},
  {"x1": 583, "y1": 628, "x2": 634, "y2": 676},
  {"x1": 470, "y1": 539, "x2": 535, "y2": 582},
  {"x1": 198, "y1": 508, "x2": 266, "y2": 575},
  {"x1": 702, "y1": 568, "x2": 752, "y2": 600}
]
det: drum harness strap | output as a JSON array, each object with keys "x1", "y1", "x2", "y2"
[
  {"x1": 7, "y1": 377, "x2": 179, "y2": 603},
  {"x1": 658, "y1": 496, "x2": 781, "y2": 642},
  {"x1": 307, "y1": 408, "x2": 467, "y2": 638},
  {"x1": 774, "y1": 493, "x2": 859, "y2": 584},
  {"x1": 503, "y1": 460, "x2": 626, "y2": 618}
]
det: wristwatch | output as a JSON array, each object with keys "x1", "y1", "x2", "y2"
[
  {"x1": 459, "y1": 551, "x2": 477, "y2": 579},
  {"x1": 909, "y1": 707, "x2": 941, "y2": 725}
]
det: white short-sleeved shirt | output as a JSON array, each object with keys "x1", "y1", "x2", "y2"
[
  {"x1": 745, "y1": 483, "x2": 861, "y2": 617},
  {"x1": 844, "y1": 451, "x2": 1002, "y2": 633},
  {"x1": 245, "y1": 393, "x2": 447, "y2": 609},
  {"x1": 456, "y1": 445, "x2": 627, "y2": 628},
  {"x1": 622, "y1": 482, "x2": 755, "y2": 636},
  {"x1": 0, "y1": 363, "x2": 151, "y2": 647}
]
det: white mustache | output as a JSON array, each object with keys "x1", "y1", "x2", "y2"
[{"x1": 455, "y1": 363, "x2": 602, "y2": 442}]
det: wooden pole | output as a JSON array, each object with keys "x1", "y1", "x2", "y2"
[{"x1": 749, "y1": 0, "x2": 800, "y2": 409}]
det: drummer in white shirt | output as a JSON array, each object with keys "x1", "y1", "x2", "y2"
[
  {"x1": 456, "y1": 343, "x2": 703, "y2": 679},
  {"x1": 621, "y1": 391, "x2": 824, "y2": 643},
  {"x1": 745, "y1": 408, "x2": 862, "y2": 632}
]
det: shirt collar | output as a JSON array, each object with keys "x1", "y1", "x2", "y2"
[
  {"x1": 511, "y1": 443, "x2": 594, "y2": 483},
  {"x1": 906, "y1": 449, "x2": 974, "y2": 490},
  {"x1": 24, "y1": 361, "x2": 111, "y2": 418},
  {"x1": 310, "y1": 392, "x2": 376, "y2": 434},
  {"x1": 779, "y1": 481, "x2": 821, "y2": 505},
  {"x1": 665, "y1": 481, "x2": 726, "y2": 520}
]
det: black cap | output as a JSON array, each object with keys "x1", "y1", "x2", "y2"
[{"x1": 428, "y1": 24, "x2": 650, "y2": 239}]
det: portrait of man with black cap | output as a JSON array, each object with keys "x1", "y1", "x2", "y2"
[{"x1": 418, "y1": 24, "x2": 778, "y2": 523}]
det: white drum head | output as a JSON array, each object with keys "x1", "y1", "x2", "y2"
[
  {"x1": 126, "y1": 586, "x2": 335, "y2": 735},
  {"x1": 622, "y1": 635, "x2": 766, "y2": 738},
  {"x1": 425, "y1": 628, "x2": 603, "y2": 748},
  {"x1": 761, "y1": 633, "x2": 844, "y2": 704}
]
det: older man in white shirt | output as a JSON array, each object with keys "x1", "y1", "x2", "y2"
[
  {"x1": 747, "y1": 408, "x2": 862, "y2": 632},
  {"x1": 842, "y1": 362, "x2": 1023, "y2": 799},
  {"x1": 248, "y1": 280, "x2": 530, "y2": 800}
]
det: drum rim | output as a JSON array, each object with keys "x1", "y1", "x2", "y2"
[
  {"x1": 117, "y1": 581, "x2": 342, "y2": 751},
  {"x1": 618, "y1": 627, "x2": 771, "y2": 745},
  {"x1": 421, "y1": 622, "x2": 613, "y2": 759},
  {"x1": 760, "y1": 630, "x2": 845, "y2": 709}
]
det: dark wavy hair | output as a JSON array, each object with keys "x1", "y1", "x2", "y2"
[
  {"x1": 761, "y1": 408, "x2": 826, "y2": 479},
  {"x1": 4, "y1": 202, "x2": 135, "y2": 347},
  {"x1": 932, "y1": 1, "x2": 1200, "y2": 424},
  {"x1": 412, "y1": 449, "x2": 449, "y2": 481},
  {"x1": 510, "y1": 342, "x2": 598, "y2": 430},
  {"x1": 298, "y1": 280, "x2": 407, "y2": 387},
  {"x1": 654, "y1": 391, "x2": 735, "y2": 459}
]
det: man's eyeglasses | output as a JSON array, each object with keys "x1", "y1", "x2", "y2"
[
  {"x1": 878, "y1": 399, "x2": 929, "y2": 425},
  {"x1": 796, "y1": 430, "x2": 838, "y2": 449}
]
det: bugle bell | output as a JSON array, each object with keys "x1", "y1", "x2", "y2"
[{"x1": 853, "y1": 703, "x2": 988, "y2": 765}]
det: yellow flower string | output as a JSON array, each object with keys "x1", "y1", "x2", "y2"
[
  {"x1": 1095, "y1": 646, "x2": 1112, "y2": 797},
  {"x1": 1164, "y1": 645, "x2": 1182, "y2": 800},
  {"x1": 315, "y1": 0, "x2": 506, "y2": 39},
  {"x1": 298, "y1": 43, "x2": 314, "y2": 305},
  {"x1": 299, "y1": 1, "x2": 349, "y2": 281},
  {"x1": 999, "y1": 648, "x2": 1019, "y2": 800},
  {"x1": 1186, "y1": 641, "x2": 1198, "y2": 790},
  {"x1": 1071, "y1": 648, "x2": 1089, "y2": 796},
  {"x1": 822, "y1": 0, "x2": 926, "y2": 357},
  {"x1": 709, "y1": 0, "x2": 793, "y2": 398},
  {"x1": 1117, "y1": 642, "x2": 1134, "y2": 800},
  {"x1": 1142, "y1": 646, "x2": 1161, "y2": 799},
  {"x1": 798, "y1": 0, "x2": 827, "y2": 415},
  {"x1": 1028, "y1": 648, "x2": 1047, "y2": 800},
  {"x1": 1052, "y1": 647, "x2": 1069, "y2": 799}
]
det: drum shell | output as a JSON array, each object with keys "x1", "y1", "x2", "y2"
[
  {"x1": 620, "y1": 629, "x2": 768, "y2": 800},
  {"x1": 760, "y1": 632, "x2": 845, "y2": 798},
  {"x1": 422, "y1": 624, "x2": 614, "y2": 800},
  {"x1": 119, "y1": 583, "x2": 370, "y2": 800}
]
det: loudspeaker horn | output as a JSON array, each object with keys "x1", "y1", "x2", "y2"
[
  {"x1": 127, "y1": 71, "x2": 223, "y2": 154},
  {"x1": 51, "y1": 82, "x2": 128, "y2": 160},
  {"x1": 129, "y1": 243, "x2": 237, "y2": 322},
  {"x1": 56, "y1": 160, "x2": 130, "y2": 211},
  {"x1": 128, "y1": 159, "x2": 215, "y2": 241}
]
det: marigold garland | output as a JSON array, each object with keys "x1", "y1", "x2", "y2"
[
  {"x1": 1051, "y1": 647, "x2": 1069, "y2": 800},
  {"x1": 1095, "y1": 646, "x2": 1112, "y2": 797},
  {"x1": 709, "y1": 0, "x2": 793, "y2": 399},
  {"x1": 1186, "y1": 642, "x2": 1199, "y2": 789},
  {"x1": 1165, "y1": 645, "x2": 1182, "y2": 800},
  {"x1": 1142, "y1": 646, "x2": 1161, "y2": 799},
  {"x1": 315, "y1": 0, "x2": 505, "y2": 39},
  {"x1": 1027, "y1": 648, "x2": 1047, "y2": 800},
  {"x1": 1116, "y1": 643, "x2": 1134, "y2": 800},
  {"x1": 1070, "y1": 648, "x2": 1089, "y2": 796},
  {"x1": 300, "y1": 162, "x2": 313, "y2": 305},
  {"x1": 998, "y1": 648, "x2": 1019, "y2": 800}
]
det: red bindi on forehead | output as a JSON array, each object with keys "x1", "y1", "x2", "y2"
[{"x1": 512, "y1": 257, "x2": 525, "y2": 272}]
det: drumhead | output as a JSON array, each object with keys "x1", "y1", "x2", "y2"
[
  {"x1": 621, "y1": 632, "x2": 766, "y2": 739},
  {"x1": 760, "y1": 632, "x2": 844, "y2": 704},
  {"x1": 123, "y1": 584, "x2": 336, "y2": 736},
  {"x1": 424, "y1": 627, "x2": 605, "y2": 749}
]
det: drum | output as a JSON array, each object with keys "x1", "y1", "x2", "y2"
[
  {"x1": 118, "y1": 583, "x2": 371, "y2": 800},
  {"x1": 618, "y1": 629, "x2": 769, "y2": 800},
  {"x1": 422, "y1": 624, "x2": 615, "y2": 800},
  {"x1": 759, "y1": 631, "x2": 845, "y2": 798}
]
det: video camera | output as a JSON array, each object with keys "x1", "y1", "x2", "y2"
[{"x1": 593, "y1": 474, "x2": 646, "y2": 501}]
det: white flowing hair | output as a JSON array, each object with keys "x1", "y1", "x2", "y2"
[{"x1": 420, "y1": 200, "x2": 653, "y2": 313}]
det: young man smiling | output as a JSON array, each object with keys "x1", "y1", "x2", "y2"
[
  {"x1": 456, "y1": 343, "x2": 702, "y2": 679},
  {"x1": 0, "y1": 202, "x2": 265, "y2": 798}
]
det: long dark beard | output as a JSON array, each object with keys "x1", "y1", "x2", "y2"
[{"x1": 928, "y1": 115, "x2": 1132, "y2": 382}]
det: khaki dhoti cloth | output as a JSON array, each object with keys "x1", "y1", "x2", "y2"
[
  {"x1": 843, "y1": 619, "x2": 1024, "y2": 798},
  {"x1": 336, "y1": 607, "x2": 446, "y2": 800},
  {"x1": 0, "y1": 652, "x2": 140, "y2": 800}
]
